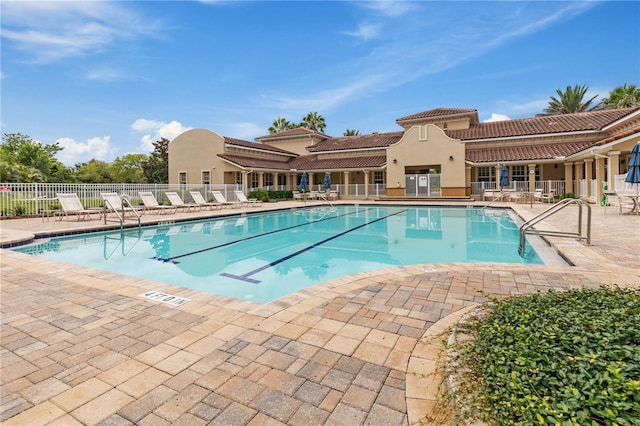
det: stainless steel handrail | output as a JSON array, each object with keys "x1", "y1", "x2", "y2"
[
  {"x1": 103, "y1": 197, "x2": 141, "y2": 230},
  {"x1": 518, "y1": 198, "x2": 591, "y2": 257}
]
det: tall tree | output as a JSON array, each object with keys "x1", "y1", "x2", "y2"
[
  {"x1": 0, "y1": 133, "x2": 63, "y2": 182},
  {"x1": 343, "y1": 129, "x2": 360, "y2": 136},
  {"x1": 75, "y1": 159, "x2": 112, "y2": 183},
  {"x1": 142, "y1": 137, "x2": 169, "y2": 183},
  {"x1": 541, "y1": 84, "x2": 602, "y2": 115},
  {"x1": 111, "y1": 153, "x2": 148, "y2": 183},
  {"x1": 268, "y1": 117, "x2": 293, "y2": 134},
  {"x1": 301, "y1": 112, "x2": 326, "y2": 133},
  {"x1": 602, "y1": 83, "x2": 640, "y2": 109}
]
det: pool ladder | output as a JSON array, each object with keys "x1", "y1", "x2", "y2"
[
  {"x1": 518, "y1": 198, "x2": 591, "y2": 257},
  {"x1": 103, "y1": 196, "x2": 141, "y2": 231}
]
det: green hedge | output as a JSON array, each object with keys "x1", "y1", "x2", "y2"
[
  {"x1": 448, "y1": 286, "x2": 640, "y2": 425},
  {"x1": 248, "y1": 189, "x2": 293, "y2": 201}
]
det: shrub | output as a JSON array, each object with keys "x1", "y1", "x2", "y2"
[{"x1": 448, "y1": 286, "x2": 640, "y2": 425}]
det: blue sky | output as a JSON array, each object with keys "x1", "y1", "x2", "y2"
[{"x1": 1, "y1": 0, "x2": 639, "y2": 166}]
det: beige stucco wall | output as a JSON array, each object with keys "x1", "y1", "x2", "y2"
[
  {"x1": 168, "y1": 129, "x2": 227, "y2": 185},
  {"x1": 386, "y1": 124, "x2": 466, "y2": 196},
  {"x1": 262, "y1": 135, "x2": 320, "y2": 156}
]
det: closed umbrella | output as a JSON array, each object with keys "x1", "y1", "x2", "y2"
[
  {"x1": 499, "y1": 165, "x2": 509, "y2": 189},
  {"x1": 625, "y1": 143, "x2": 640, "y2": 188},
  {"x1": 323, "y1": 172, "x2": 331, "y2": 190},
  {"x1": 299, "y1": 172, "x2": 309, "y2": 192}
]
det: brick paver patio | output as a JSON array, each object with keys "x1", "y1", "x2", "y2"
[{"x1": 1, "y1": 200, "x2": 638, "y2": 425}]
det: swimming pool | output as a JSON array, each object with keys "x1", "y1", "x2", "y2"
[{"x1": 15, "y1": 205, "x2": 544, "y2": 304}]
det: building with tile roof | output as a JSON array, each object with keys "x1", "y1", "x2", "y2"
[{"x1": 168, "y1": 107, "x2": 640, "y2": 201}]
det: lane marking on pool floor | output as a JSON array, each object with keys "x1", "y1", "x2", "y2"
[
  {"x1": 220, "y1": 209, "x2": 407, "y2": 284},
  {"x1": 152, "y1": 207, "x2": 376, "y2": 264}
]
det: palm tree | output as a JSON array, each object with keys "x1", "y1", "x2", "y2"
[
  {"x1": 541, "y1": 84, "x2": 603, "y2": 115},
  {"x1": 301, "y1": 112, "x2": 326, "y2": 133},
  {"x1": 602, "y1": 83, "x2": 640, "y2": 109},
  {"x1": 268, "y1": 117, "x2": 292, "y2": 134},
  {"x1": 343, "y1": 129, "x2": 360, "y2": 136}
]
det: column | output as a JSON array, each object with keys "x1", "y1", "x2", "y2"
[
  {"x1": 494, "y1": 165, "x2": 501, "y2": 189},
  {"x1": 308, "y1": 173, "x2": 315, "y2": 191},
  {"x1": 272, "y1": 172, "x2": 279, "y2": 190},
  {"x1": 343, "y1": 171, "x2": 350, "y2": 197},
  {"x1": 584, "y1": 158, "x2": 593, "y2": 198},
  {"x1": 363, "y1": 170, "x2": 369, "y2": 199},
  {"x1": 564, "y1": 163, "x2": 574, "y2": 194},
  {"x1": 575, "y1": 161, "x2": 584, "y2": 196},
  {"x1": 465, "y1": 166, "x2": 472, "y2": 196},
  {"x1": 607, "y1": 151, "x2": 620, "y2": 191},
  {"x1": 528, "y1": 164, "x2": 536, "y2": 192},
  {"x1": 258, "y1": 171, "x2": 264, "y2": 189},
  {"x1": 595, "y1": 156, "x2": 605, "y2": 202},
  {"x1": 241, "y1": 171, "x2": 249, "y2": 194}
]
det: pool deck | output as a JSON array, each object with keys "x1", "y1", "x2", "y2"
[{"x1": 1, "y1": 200, "x2": 638, "y2": 425}]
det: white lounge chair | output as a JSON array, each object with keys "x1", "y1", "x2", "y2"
[
  {"x1": 101, "y1": 192, "x2": 140, "y2": 217},
  {"x1": 189, "y1": 191, "x2": 221, "y2": 210},
  {"x1": 138, "y1": 191, "x2": 177, "y2": 215},
  {"x1": 55, "y1": 193, "x2": 102, "y2": 221},
  {"x1": 211, "y1": 190, "x2": 241, "y2": 208},
  {"x1": 234, "y1": 190, "x2": 262, "y2": 207},
  {"x1": 165, "y1": 192, "x2": 201, "y2": 212}
]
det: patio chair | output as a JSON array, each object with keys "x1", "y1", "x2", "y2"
[
  {"x1": 101, "y1": 192, "x2": 141, "y2": 217},
  {"x1": 292, "y1": 190, "x2": 304, "y2": 201},
  {"x1": 540, "y1": 189, "x2": 555, "y2": 203},
  {"x1": 211, "y1": 190, "x2": 241, "y2": 208},
  {"x1": 234, "y1": 190, "x2": 262, "y2": 207},
  {"x1": 55, "y1": 193, "x2": 102, "y2": 221},
  {"x1": 138, "y1": 191, "x2": 177, "y2": 215},
  {"x1": 482, "y1": 189, "x2": 495, "y2": 201},
  {"x1": 189, "y1": 191, "x2": 222, "y2": 210},
  {"x1": 165, "y1": 192, "x2": 202, "y2": 212}
]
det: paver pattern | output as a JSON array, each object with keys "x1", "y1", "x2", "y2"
[{"x1": 1, "y1": 200, "x2": 638, "y2": 425}]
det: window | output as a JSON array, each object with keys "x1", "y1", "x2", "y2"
[
  {"x1": 373, "y1": 171, "x2": 384, "y2": 184},
  {"x1": 250, "y1": 173, "x2": 259, "y2": 188},
  {"x1": 235, "y1": 172, "x2": 242, "y2": 185},
  {"x1": 477, "y1": 167, "x2": 495, "y2": 182},
  {"x1": 201, "y1": 171, "x2": 210, "y2": 186},
  {"x1": 512, "y1": 165, "x2": 526, "y2": 181},
  {"x1": 278, "y1": 174, "x2": 287, "y2": 187},
  {"x1": 264, "y1": 173, "x2": 273, "y2": 187},
  {"x1": 179, "y1": 172, "x2": 187, "y2": 189}
]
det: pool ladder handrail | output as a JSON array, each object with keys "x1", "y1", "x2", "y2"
[
  {"x1": 480, "y1": 191, "x2": 510, "y2": 212},
  {"x1": 103, "y1": 196, "x2": 141, "y2": 230},
  {"x1": 518, "y1": 198, "x2": 591, "y2": 257}
]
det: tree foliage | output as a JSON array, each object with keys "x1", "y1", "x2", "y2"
[
  {"x1": 301, "y1": 112, "x2": 326, "y2": 133},
  {"x1": 142, "y1": 137, "x2": 169, "y2": 183},
  {"x1": 343, "y1": 129, "x2": 360, "y2": 136},
  {"x1": 268, "y1": 117, "x2": 293, "y2": 134},
  {"x1": 602, "y1": 83, "x2": 640, "y2": 109},
  {"x1": 541, "y1": 84, "x2": 603, "y2": 115},
  {"x1": 111, "y1": 153, "x2": 148, "y2": 183},
  {"x1": 0, "y1": 133, "x2": 72, "y2": 182},
  {"x1": 75, "y1": 159, "x2": 113, "y2": 183}
]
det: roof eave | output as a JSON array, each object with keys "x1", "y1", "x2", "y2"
[{"x1": 460, "y1": 130, "x2": 600, "y2": 143}]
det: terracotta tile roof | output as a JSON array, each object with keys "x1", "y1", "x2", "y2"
[
  {"x1": 308, "y1": 132, "x2": 403, "y2": 152},
  {"x1": 255, "y1": 127, "x2": 330, "y2": 141},
  {"x1": 396, "y1": 108, "x2": 478, "y2": 122},
  {"x1": 448, "y1": 108, "x2": 639, "y2": 141},
  {"x1": 224, "y1": 137, "x2": 296, "y2": 155},
  {"x1": 217, "y1": 154, "x2": 293, "y2": 170},
  {"x1": 289, "y1": 155, "x2": 386, "y2": 170},
  {"x1": 466, "y1": 141, "x2": 598, "y2": 163},
  {"x1": 218, "y1": 153, "x2": 386, "y2": 171}
]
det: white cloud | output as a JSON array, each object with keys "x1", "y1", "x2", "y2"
[
  {"x1": 131, "y1": 119, "x2": 192, "y2": 153},
  {"x1": 1, "y1": 1, "x2": 161, "y2": 64},
  {"x1": 343, "y1": 24, "x2": 380, "y2": 42},
  {"x1": 358, "y1": 1, "x2": 418, "y2": 17},
  {"x1": 484, "y1": 114, "x2": 511, "y2": 123},
  {"x1": 56, "y1": 136, "x2": 117, "y2": 166}
]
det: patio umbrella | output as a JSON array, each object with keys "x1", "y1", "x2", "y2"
[
  {"x1": 323, "y1": 172, "x2": 331, "y2": 190},
  {"x1": 499, "y1": 165, "x2": 510, "y2": 189},
  {"x1": 299, "y1": 172, "x2": 309, "y2": 192},
  {"x1": 625, "y1": 143, "x2": 640, "y2": 189}
]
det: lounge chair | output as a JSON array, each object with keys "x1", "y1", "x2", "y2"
[
  {"x1": 292, "y1": 190, "x2": 304, "y2": 201},
  {"x1": 165, "y1": 192, "x2": 202, "y2": 212},
  {"x1": 189, "y1": 191, "x2": 221, "y2": 210},
  {"x1": 101, "y1": 192, "x2": 141, "y2": 217},
  {"x1": 55, "y1": 193, "x2": 102, "y2": 221},
  {"x1": 540, "y1": 189, "x2": 555, "y2": 203},
  {"x1": 234, "y1": 190, "x2": 262, "y2": 207},
  {"x1": 138, "y1": 191, "x2": 177, "y2": 215},
  {"x1": 211, "y1": 190, "x2": 241, "y2": 208}
]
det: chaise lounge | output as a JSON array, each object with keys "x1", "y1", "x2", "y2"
[{"x1": 56, "y1": 193, "x2": 102, "y2": 221}]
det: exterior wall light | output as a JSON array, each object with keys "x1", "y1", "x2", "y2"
[
  {"x1": 449, "y1": 156, "x2": 454, "y2": 161},
  {"x1": 393, "y1": 159, "x2": 397, "y2": 164}
]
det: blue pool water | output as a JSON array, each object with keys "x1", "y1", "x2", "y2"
[{"x1": 15, "y1": 205, "x2": 543, "y2": 304}]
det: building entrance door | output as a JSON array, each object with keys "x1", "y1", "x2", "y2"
[{"x1": 405, "y1": 174, "x2": 441, "y2": 197}]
